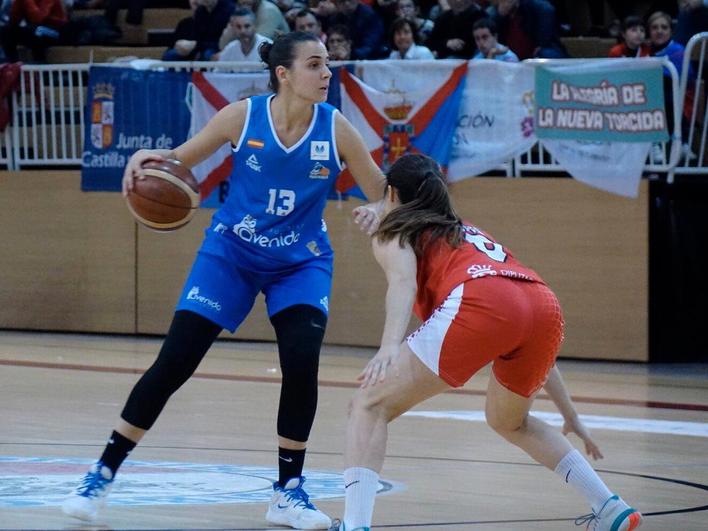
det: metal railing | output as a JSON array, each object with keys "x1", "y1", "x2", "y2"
[
  {"x1": 675, "y1": 31, "x2": 708, "y2": 177},
  {"x1": 3, "y1": 57, "x2": 691, "y2": 176}
]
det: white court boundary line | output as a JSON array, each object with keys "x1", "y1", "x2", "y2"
[{"x1": 403, "y1": 410, "x2": 708, "y2": 438}]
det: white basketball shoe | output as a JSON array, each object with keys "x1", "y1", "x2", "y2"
[
  {"x1": 61, "y1": 461, "x2": 114, "y2": 521},
  {"x1": 266, "y1": 476, "x2": 332, "y2": 529}
]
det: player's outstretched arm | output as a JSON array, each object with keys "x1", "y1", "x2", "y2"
[
  {"x1": 544, "y1": 365, "x2": 604, "y2": 460},
  {"x1": 122, "y1": 101, "x2": 247, "y2": 196},
  {"x1": 358, "y1": 237, "x2": 417, "y2": 387}
]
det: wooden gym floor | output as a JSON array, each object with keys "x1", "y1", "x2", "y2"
[{"x1": 0, "y1": 330, "x2": 706, "y2": 530}]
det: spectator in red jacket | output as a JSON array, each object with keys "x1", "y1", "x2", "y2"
[
  {"x1": 608, "y1": 15, "x2": 650, "y2": 58},
  {"x1": 1, "y1": 0, "x2": 67, "y2": 62}
]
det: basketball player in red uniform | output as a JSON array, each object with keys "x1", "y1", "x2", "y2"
[{"x1": 330, "y1": 153, "x2": 642, "y2": 531}]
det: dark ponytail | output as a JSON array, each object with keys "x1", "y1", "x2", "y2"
[
  {"x1": 259, "y1": 31, "x2": 320, "y2": 92},
  {"x1": 375, "y1": 154, "x2": 463, "y2": 255}
]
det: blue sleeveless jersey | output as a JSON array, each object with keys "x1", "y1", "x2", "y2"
[{"x1": 201, "y1": 94, "x2": 343, "y2": 272}]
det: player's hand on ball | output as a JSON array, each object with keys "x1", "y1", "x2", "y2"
[
  {"x1": 353, "y1": 201, "x2": 382, "y2": 235},
  {"x1": 122, "y1": 150, "x2": 167, "y2": 197}
]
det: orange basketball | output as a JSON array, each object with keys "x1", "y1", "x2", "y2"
[{"x1": 126, "y1": 159, "x2": 200, "y2": 231}]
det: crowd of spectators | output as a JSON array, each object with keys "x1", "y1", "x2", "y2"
[{"x1": 1, "y1": 0, "x2": 707, "y2": 72}]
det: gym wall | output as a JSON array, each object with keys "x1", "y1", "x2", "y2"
[{"x1": 0, "y1": 171, "x2": 648, "y2": 361}]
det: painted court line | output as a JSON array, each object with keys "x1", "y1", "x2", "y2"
[{"x1": 403, "y1": 410, "x2": 708, "y2": 438}]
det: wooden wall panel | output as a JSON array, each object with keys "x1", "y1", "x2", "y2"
[
  {"x1": 449, "y1": 178, "x2": 648, "y2": 361},
  {"x1": 0, "y1": 171, "x2": 648, "y2": 361},
  {"x1": 0, "y1": 171, "x2": 135, "y2": 332}
]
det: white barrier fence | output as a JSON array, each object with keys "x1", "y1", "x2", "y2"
[{"x1": 4, "y1": 55, "x2": 697, "y2": 177}]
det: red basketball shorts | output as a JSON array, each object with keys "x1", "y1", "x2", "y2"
[{"x1": 407, "y1": 276, "x2": 564, "y2": 397}]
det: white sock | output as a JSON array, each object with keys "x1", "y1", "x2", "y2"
[
  {"x1": 343, "y1": 467, "x2": 379, "y2": 529},
  {"x1": 554, "y1": 449, "x2": 613, "y2": 513}
]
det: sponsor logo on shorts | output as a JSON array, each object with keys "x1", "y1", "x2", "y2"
[
  {"x1": 186, "y1": 286, "x2": 222, "y2": 312},
  {"x1": 500, "y1": 270, "x2": 534, "y2": 281},
  {"x1": 233, "y1": 215, "x2": 300, "y2": 248},
  {"x1": 467, "y1": 264, "x2": 497, "y2": 279},
  {"x1": 319, "y1": 296, "x2": 329, "y2": 311},
  {"x1": 306, "y1": 241, "x2": 322, "y2": 256}
]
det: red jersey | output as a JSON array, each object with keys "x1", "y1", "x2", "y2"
[{"x1": 414, "y1": 223, "x2": 544, "y2": 320}]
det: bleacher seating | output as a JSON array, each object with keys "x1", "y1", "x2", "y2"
[
  {"x1": 561, "y1": 37, "x2": 617, "y2": 58},
  {"x1": 44, "y1": 46, "x2": 167, "y2": 63},
  {"x1": 71, "y1": 8, "x2": 191, "y2": 46}
]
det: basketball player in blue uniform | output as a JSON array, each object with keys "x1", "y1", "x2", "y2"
[{"x1": 62, "y1": 32, "x2": 385, "y2": 530}]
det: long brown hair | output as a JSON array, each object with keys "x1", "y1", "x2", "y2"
[{"x1": 374, "y1": 153, "x2": 463, "y2": 254}]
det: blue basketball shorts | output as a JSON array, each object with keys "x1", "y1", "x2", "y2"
[{"x1": 175, "y1": 251, "x2": 333, "y2": 332}]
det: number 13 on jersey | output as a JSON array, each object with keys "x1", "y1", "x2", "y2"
[{"x1": 266, "y1": 188, "x2": 296, "y2": 216}]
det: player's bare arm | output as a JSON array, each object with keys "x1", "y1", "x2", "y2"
[
  {"x1": 360, "y1": 237, "x2": 418, "y2": 387},
  {"x1": 122, "y1": 102, "x2": 247, "y2": 196},
  {"x1": 334, "y1": 113, "x2": 386, "y2": 201}
]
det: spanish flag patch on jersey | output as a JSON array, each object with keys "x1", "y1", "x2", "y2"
[{"x1": 247, "y1": 139, "x2": 265, "y2": 149}]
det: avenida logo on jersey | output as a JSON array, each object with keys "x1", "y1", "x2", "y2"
[{"x1": 233, "y1": 215, "x2": 300, "y2": 248}]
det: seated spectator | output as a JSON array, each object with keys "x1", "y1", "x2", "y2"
[
  {"x1": 648, "y1": 10, "x2": 695, "y2": 158},
  {"x1": 487, "y1": 0, "x2": 567, "y2": 59},
  {"x1": 649, "y1": 10, "x2": 690, "y2": 74},
  {"x1": 102, "y1": 0, "x2": 190, "y2": 28},
  {"x1": 472, "y1": 17, "x2": 518, "y2": 60},
  {"x1": 293, "y1": 8, "x2": 326, "y2": 43},
  {"x1": 163, "y1": 0, "x2": 234, "y2": 61},
  {"x1": 310, "y1": 0, "x2": 337, "y2": 20},
  {"x1": 675, "y1": 0, "x2": 708, "y2": 46},
  {"x1": 328, "y1": 0, "x2": 386, "y2": 59},
  {"x1": 326, "y1": 23, "x2": 352, "y2": 60},
  {"x1": 395, "y1": 0, "x2": 434, "y2": 43},
  {"x1": 219, "y1": 0, "x2": 288, "y2": 46},
  {"x1": 608, "y1": 15, "x2": 650, "y2": 58},
  {"x1": 162, "y1": 0, "x2": 199, "y2": 61},
  {"x1": 388, "y1": 16, "x2": 434, "y2": 58},
  {"x1": 274, "y1": 0, "x2": 305, "y2": 24},
  {"x1": 1, "y1": 0, "x2": 68, "y2": 62},
  {"x1": 216, "y1": 7, "x2": 271, "y2": 60},
  {"x1": 427, "y1": 0, "x2": 485, "y2": 59}
]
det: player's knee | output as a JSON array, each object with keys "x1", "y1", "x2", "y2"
[
  {"x1": 349, "y1": 387, "x2": 400, "y2": 423},
  {"x1": 271, "y1": 304, "x2": 326, "y2": 373},
  {"x1": 485, "y1": 404, "x2": 526, "y2": 433}
]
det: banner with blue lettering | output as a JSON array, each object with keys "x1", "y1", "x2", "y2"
[{"x1": 81, "y1": 66, "x2": 191, "y2": 191}]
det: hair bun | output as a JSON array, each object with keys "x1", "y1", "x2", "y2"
[{"x1": 258, "y1": 41, "x2": 273, "y2": 64}]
